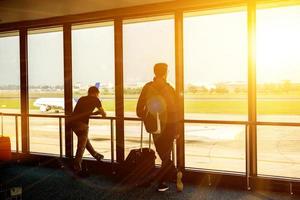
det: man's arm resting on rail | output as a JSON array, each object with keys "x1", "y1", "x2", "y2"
[{"x1": 92, "y1": 107, "x2": 107, "y2": 117}]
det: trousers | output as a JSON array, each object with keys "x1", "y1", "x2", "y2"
[
  {"x1": 72, "y1": 122, "x2": 97, "y2": 170},
  {"x1": 153, "y1": 123, "x2": 176, "y2": 183}
]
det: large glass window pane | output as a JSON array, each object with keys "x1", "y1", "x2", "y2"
[
  {"x1": 183, "y1": 10, "x2": 247, "y2": 172},
  {"x1": 258, "y1": 126, "x2": 300, "y2": 178},
  {"x1": 257, "y1": 6, "x2": 300, "y2": 123},
  {"x1": 123, "y1": 16, "x2": 175, "y2": 162},
  {"x1": 72, "y1": 119, "x2": 115, "y2": 160},
  {"x1": 28, "y1": 28, "x2": 64, "y2": 114},
  {"x1": 28, "y1": 27, "x2": 64, "y2": 154},
  {"x1": 29, "y1": 117, "x2": 64, "y2": 155},
  {"x1": 0, "y1": 32, "x2": 20, "y2": 114},
  {"x1": 0, "y1": 32, "x2": 20, "y2": 152},
  {"x1": 185, "y1": 123, "x2": 245, "y2": 172},
  {"x1": 123, "y1": 17, "x2": 175, "y2": 117},
  {"x1": 257, "y1": 5, "x2": 300, "y2": 178},
  {"x1": 72, "y1": 22, "x2": 115, "y2": 160},
  {"x1": 1, "y1": 116, "x2": 21, "y2": 152}
]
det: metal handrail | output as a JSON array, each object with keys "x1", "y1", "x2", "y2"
[
  {"x1": 255, "y1": 121, "x2": 300, "y2": 127},
  {"x1": 185, "y1": 118, "x2": 300, "y2": 127},
  {"x1": 2, "y1": 112, "x2": 300, "y2": 127},
  {"x1": 184, "y1": 119, "x2": 249, "y2": 125},
  {"x1": 0, "y1": 112, "x2": 22, "y2": 117}
]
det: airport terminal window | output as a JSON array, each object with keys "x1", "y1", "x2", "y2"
[
  {"x1": 28, "y1": 27, "x2": 64, "y2": 154},
  {"x1": 123, "y1": 16, "x2": 175, "y2": 159},
  {"x1": 183, "y1": 10, "x2": 247, "y2": 172},
  {"x1": 0, "y1": 32, "x2": 20, "y2": 114},
  {"x1": 72, "y1": 22, "x2": 115, "y2": 159},
  {"x1": 257, "y1": 5, "x2": 300, "y2": 178},
  {"x1": 0, "y1": 32, "x2": 20, "y2": 151},
  {"x1": 28, "y1": 28, "x2": 64, "y2": 114}
]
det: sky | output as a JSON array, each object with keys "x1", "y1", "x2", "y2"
[
  {"x1": 72, "y1": 25, "x2": 115, "y2": 87},
  {"x1": 0, "y1": 5, "x2": 300, "y2": 87},
  {"x1": 256, "y1": 6, "x2": 300, "y2": 83},
  {"x1": 0, "y1": 36, "x2": 20, "y2": 85}
]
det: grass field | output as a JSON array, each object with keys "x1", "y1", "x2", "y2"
[{"x1": 1, "y1": 95, "x2": 300, "y2": 114}]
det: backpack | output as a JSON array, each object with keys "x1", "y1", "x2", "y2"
[
  {"x1": 143, "y1": 83, "x2": 167, "y2": 134},
  {"x1": 144, "y1": 105, "x2": 161, "y2": 134}
]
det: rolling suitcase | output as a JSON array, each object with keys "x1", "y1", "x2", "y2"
[
  {"x1": 0, "y1": 114, "x2": 12, "y2": 160},
  {"x1": 121, "y1": 123, "x2": 156, "y2": 186}
]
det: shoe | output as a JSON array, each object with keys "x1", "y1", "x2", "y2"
[
  {"x1": 73, "y1": 161, "x2": 82, "y2": 172},
  {"x1": 94, "y1": 153, "x2": 104, "y2": 162},
  {"x1": 176, "y1": 171, "x2": 183, "y2": 192},
  {"x1": 157, "y1": 182, "x2": 169, "y2": 192},
  {"x1": 73, "y1": 170, "x2": 89, "y2": 179}
]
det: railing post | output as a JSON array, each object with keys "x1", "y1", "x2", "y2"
[
  {"x1": 110, "y1": 119, "x2": 114, "y2": 163},
  {"x1": 59, "y1": 117, "x2": 63, "y2": 158},
  {"x1": 1, "y1": 113, "x2": 3, "y2": 136},
  {"x1": 172, "y1": 140, "x2": 176, "y2": 166},
  {"x1": 140, "y1": 121, "x2": 143, "y2": 150},
  {"x1": 246, "y1": 124, "x2": 251, "y2": 190},
  {"x1": 290, "y1": 183, "x2": 293, "y2": 195},
  {"x1": 15, "y1": 116, "x2": 19, "y2": 153}
]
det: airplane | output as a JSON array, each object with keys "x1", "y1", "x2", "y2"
[
  {"x1": 34, "y1": 82, "x2": 100, "y2": 112},
  {"x1": 33, "y1": 98, "x2": 77, "y2": 113}
]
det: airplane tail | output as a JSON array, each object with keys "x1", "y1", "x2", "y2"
[{"x1": 95, "y1": 82, "x2": 100, "y2": 89}]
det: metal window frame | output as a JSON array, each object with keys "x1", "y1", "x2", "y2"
[
  {"x1": 63, "y1": 24, "x2": 73, "y2": 158},
  {"x1": 114, "y1": 18, "x2": 125, "y2": 162},
  {"x1": 19, "y1": 28, "x2": 29, "y2": 154}
]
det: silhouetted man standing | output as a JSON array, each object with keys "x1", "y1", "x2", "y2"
[
  {"x1": 137, "y1": 63, "x2": 179, "y2": 192},
  {"x1": 70, "y1": 86, "x2": 106, "y2": 174}
]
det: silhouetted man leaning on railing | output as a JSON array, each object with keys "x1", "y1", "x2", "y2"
[{"x1": 70, "y1": 86, "x2": 106, "y2": 175}]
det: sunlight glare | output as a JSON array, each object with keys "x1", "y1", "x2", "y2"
[{"x1": 257, "y1": 6, "x2": 300, "y2": 83}]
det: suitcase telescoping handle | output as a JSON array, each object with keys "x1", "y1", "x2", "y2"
[
  {"x1": 140, "y1": 121, "x2": 151, "y2": 152},
  {"x1": 1, "y1": 113, "x2": 3, "y2": 137}
]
